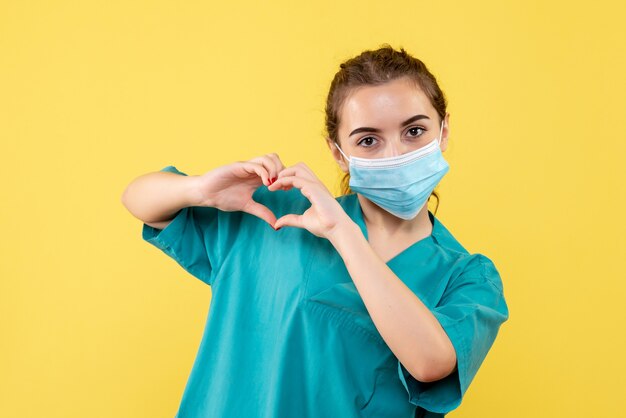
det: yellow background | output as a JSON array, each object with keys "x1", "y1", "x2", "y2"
[{"x1": 2, "y1": 0, "x2": 625, "y2": 417}]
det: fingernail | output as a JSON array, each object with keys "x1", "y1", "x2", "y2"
[{"x1": 275, "y1": 226, "x2": 281, "y2": 231}]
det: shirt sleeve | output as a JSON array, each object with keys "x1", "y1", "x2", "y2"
[
  {"x1": 141, "y1": 165, "x2": 243, "y2": 286},
  {"x1": 397, "y1": 254, "x2": 510, "y2": 414}
]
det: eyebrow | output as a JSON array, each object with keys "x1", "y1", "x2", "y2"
[{"x1": 348, "y1": 114, "x2": 431, "y2": 137}]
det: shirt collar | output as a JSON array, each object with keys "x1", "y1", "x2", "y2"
[{"x1": 337, "y1": 193, "x2": 440, "y2": 245}]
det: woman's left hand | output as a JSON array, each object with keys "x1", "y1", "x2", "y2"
[{"x1": 267, "y1": 162, "x2": 353, "y2": 239}]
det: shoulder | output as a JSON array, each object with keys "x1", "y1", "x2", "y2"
[
  {"x1": 458, "y1": 253, "x2": 504, "y2": 293},
  {"x1": 431, "y1": 215, "x2": 504, "y2": 292}
]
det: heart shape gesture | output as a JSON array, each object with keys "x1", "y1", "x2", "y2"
[
  {"x1": 268, "y1": 162, "x2": 353, "y2": 239},
  {"x1": 194, "y1": 153, "x2": 285, "y2": 228},
  {"x1": 194, "y1": 154, "x2": 353, "y2": 239}
]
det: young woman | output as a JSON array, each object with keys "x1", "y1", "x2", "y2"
[{"x1": 121, "y1": 45, "x2": 509, "y2": 418}]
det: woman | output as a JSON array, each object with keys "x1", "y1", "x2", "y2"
[{"x1": 121, "y1": 45, "x2": 509, "y2": 418}]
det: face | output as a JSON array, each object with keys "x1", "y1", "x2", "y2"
[{"x1": 328, "y1": 76, "x2": 449, "y2": 172}]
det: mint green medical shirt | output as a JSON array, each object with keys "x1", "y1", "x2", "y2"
[{"x1": 142, "y1": 166, "x2": 510, "y2": 418}]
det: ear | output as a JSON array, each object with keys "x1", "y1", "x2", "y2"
[
  {"x1": 325, "y1": 136, "x2": 349, "y2": 173},
  {"x1": 440, "y1": 113, "x2": 450, "y2": 153}
]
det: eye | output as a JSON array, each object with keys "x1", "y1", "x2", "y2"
[
  {"x1": 407, "y1": 126, "x2": 425, "y2": 137},
  {"x1": 357, "y1": 136, "x2": 378, "y2": 147}
]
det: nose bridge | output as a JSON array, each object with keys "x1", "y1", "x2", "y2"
[{"x1": 384, "y1": 136, "x2": 407, "y2": 158}]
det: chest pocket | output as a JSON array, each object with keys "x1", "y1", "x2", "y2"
[{"x1": 304, "y1": 281, "x2": 388, "y2": 347}]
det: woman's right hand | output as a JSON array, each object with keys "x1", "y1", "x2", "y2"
[{"x1": 194, "y1": 153, "x2": 286, "y2": 228}]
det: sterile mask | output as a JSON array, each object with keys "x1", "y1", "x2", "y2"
[{"x1": 334, "y1": 120, "x2": 449, "y2": 220}]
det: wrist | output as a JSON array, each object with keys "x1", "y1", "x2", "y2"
[
  {"x1": 326, "y1": 217, "x2": 363, "y2": 250},
  {"x1": 185, "y1": 175, "x2": 211, "y2": 207}
]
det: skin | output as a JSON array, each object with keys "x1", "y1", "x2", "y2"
[{"x1": 121, "y1": 76, "x2": 457, "y2": 383}]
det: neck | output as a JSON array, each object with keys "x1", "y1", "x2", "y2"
[{"x1": 357, "y1": 194, "x2": 433, "y2": 238}]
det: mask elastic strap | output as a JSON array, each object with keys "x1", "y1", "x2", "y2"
[
  {"x1": 334, "y1": 142, "x2": 351, "y2": 163},
  {"x1": 437, "y1": 120, "x2": 444, "y2": 146}
]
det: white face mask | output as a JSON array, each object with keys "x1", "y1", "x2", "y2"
[{"x1": 334, "y1": 120, "x2": 449, "y2": 220}]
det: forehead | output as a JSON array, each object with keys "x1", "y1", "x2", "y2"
[{"x1": 339, "y1": 77, "x2": 434, "y2": 130}]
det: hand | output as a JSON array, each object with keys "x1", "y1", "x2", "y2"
[
  {"x1": 195, "y1": 153, "x2": 285, "y2": 227},
  {"x1": 267, "y1": 162, "x2": 353, "y2": 238}
]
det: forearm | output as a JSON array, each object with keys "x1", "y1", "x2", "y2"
[
  {"x1": 327, "y1": 220, "x2": 457, "y2": 382},
  {"x1": 121, "y1": 171, "x2": 202, "y2": 223}
]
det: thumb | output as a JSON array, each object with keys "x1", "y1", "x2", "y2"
[
  {"x1": 274, "y1": 214, "x2": 305, "y2": 230},
  {"x1": 242, "y1": 200, "x2": 277, "y2": 227}
]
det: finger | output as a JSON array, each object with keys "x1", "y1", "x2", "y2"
[
  {"x1": 277, "y1": 163, "x2": 316, "y2": 182},
  {"x1": 266, "y1": 153, "x2": 286, "y2": 179},
  {"x1": 247, "y1": 157, "x2": 276, "y2": 183},
  {"x1": 274, "y1": 214, "x2": 305, "y2": 230},
  {"x1": 299, "y1": 162, "x2": 317, "y2": 178},
  {"x1": 267, "y1": 175, "x2": 310, "y2": 192},
  {"x1": 242, "y1": 200, "x2": 277, "y2": 227},
  {"x1": 248, "y1": 155, "x2": 281, "y2": 184},
  {"x1": 276, "y1": 166, "x2": 297, "y2": 179},
  {"x1": 294, "y1": 161, "x2": 317, "y2": 178},
  {"x1": 240, "y1": 162, "x2": 270, "y2": 186}
]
